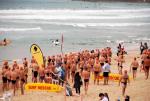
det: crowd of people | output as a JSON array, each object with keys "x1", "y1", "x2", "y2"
[{"x1": 1, "y1": 42, "x2": 150, "y2": 101}]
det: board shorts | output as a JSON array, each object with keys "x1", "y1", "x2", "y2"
[
  {"x1": 103, "y1": 72, "x2": 109, "y2": 77},
  {"x1": 34, "y1": 71, "x2": 38, "y2": 78}
]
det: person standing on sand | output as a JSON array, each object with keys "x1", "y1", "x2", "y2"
[
  {"x1": 140, "y1": 42, "x2": 144, "y2": 55},
  {"x1": 23, "y1": 58, "x2": 28, "y2": 83},
  {"x1": 5, "y1": 67, "x2": 11, "y2": 90},
  {"x1": 71, "y1": 61, "x2": 77, "y2": 83},
  {"x1": 93, "y1": 58, "x2": 101, "y2": 85},
  {"x1": 38, "y1": 64, "x2": 45, "y2": 83},
  {"x1": 74, "y1": 72, "x2": 82, "y2": 95},
  {"x1": 140, "y1": 51, "x2": 148, "y2": 72},
  {"x1": 82, "y1": 68, "x2": 90, "y2": 95},
  {"x1": 130, "y1": 57, "x2": 139, "y2": 80},
  {"x1": 144, "y1": 42, "x2": 148, "y2": 50},
  {"x1": 15, "y1": 66, "x2": 20, "y2": 90},
  {"x1": 11, "y1": 68, "x2": 17, "y2": 96},
  {"x1": 1, "y1": 63, "x2": 8, "y2": 92},
  {"x1": 20, "y1": 67, "x2": 25, "y2": 95},
  {"x1": 119, "y1": 70, "x2": 130, "y2": 96},
  {"x1": 32, "y1": 63, "x2": 39, "y2": 83},
  {"x1": 117, "y1": 54, "x2": 124, "y2": 70},
  {"x1": 102, "y1": 61, "x2": 111, "y2": 85},
  {"x1": 12, "y1": 60, "x2": 19, "y2": 69},
  {"x1": 143, "y1": 56, "x2": 150, "y2": 79}
]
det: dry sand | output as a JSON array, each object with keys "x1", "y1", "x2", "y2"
[{"x1": 0, "y1": 50, "x2": 150, "y2": 101}]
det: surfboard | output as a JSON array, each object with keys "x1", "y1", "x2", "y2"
[
  {"x1": 30, "y1": 44, "x2": 44, "y2": 67},
  {"x1": 92, "y1": 73, "x2": 132, "y2": 82}
]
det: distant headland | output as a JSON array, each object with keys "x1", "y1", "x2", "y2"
[{"x1": 73, "y1": 0, "x2": 150, "y2": 3}]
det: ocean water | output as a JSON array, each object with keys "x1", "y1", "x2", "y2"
[{"x1": 0, "y1": 0, "x2": 150, "y2": 62}]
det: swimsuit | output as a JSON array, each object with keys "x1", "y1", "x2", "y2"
[
  {"x1": 80, "y1": 67, "x2": 83, "y2": 72},
  {"x1": 11, "y1": 80, "x2": 16, "y2": 84},
  {"x1": 46, "y1": 73, "x2": 50, "y2": 76},
  {"x1": 34, "y1": 71, "x2": 38, "y2": 78},
  {"x1": 94, "y1": 71, "x2": 99, "y2": 75},
  {"x1": 132, "y1": 67, "x2": 137, "y2": 71},
  {"x1": 64, "y1": 61, "x2": 67, "y2": 64},
  {"x1": 40, "y1": 76, "x2": 45, "y2": 81},
  {"x1": 7, "y1": 79, "x2": 11, "y2": 83},
  {"x1": 84, "y1": 79, "x2": 89, "y2": 83},
  {"x1": 100, "y1": 63, "x2": 104, "y2": 66},
  {"x1": 103, "y1": 72, "x2": 109, "y2": 77},
  {"x1": 21, "y1": 78, "x2": 25, "y2": 83},
  {"x1": 141, "y1": 61, "x2": 144, "y2": 64},
  {"x1": 16, "y1": 76, "x2": 19, "y2": 80},
  {"x1": 2, "y1": 76, "x2": 7, "y2": 83},
  {"x1": 25, "y1": 74, "x2": 28, "y2": 78},
  {"x1": 121, "y1": 76, "x2": 128, "y2": 86},
  {"x1": 121, "y1": 82, "x2": 127, "y2": 86},
  {"x1": 145, "y1": 66, "x2": 149, "y2": 70},
  {"x1": 72, "y1": 71, "x2": 75, "y2": 74}
]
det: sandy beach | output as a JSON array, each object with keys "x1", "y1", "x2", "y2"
[
  {"x1": 0, "y1": 0, "x2": 150, "y2": 101},
  {"x1": 0, "y1": 50, "x2": 150, "y2": 101}
]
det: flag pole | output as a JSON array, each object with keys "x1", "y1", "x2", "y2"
[
  {"x1": 61, "y1": 34, "x2": 66, "y2": 101},
  {"x1": 61, "y1": 34, "x2": 63, "y2": 55}
]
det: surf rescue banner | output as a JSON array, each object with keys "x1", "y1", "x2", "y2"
[
  {"x1": 25, "y1": 83, "x2": 63, "y2": 92},
  {"x1": 92, "y1": 73, "x2": 132, "y2": 81}
]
